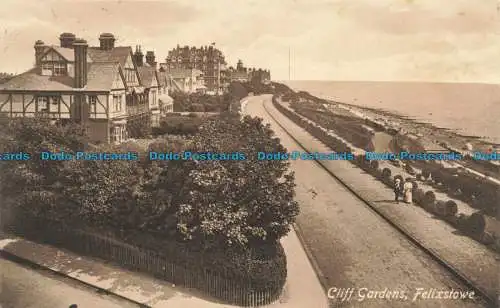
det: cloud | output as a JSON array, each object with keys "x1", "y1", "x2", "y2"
[
  {"x1": 343, "y1": 0, "x2": 498, "y2": 35},
  {"x1": 0, "y1": 0, "x2": 498, "y2": 82}
]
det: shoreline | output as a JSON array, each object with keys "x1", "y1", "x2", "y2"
[
  {"x1": 339, "y1": 100, "x2": 498, "y2": 146},
  {"x1": 273, "y1": 84, "x2": 500, "y2": 185},
  {"x1": 322, "y1": 99, "x2": 500, "y2": 182},
  {"x1": 281, "y1": 80, "x2": 499, "y2": 146},
  {"x1": 323, "y1": 99, "x2": 499, "y2": 154}
]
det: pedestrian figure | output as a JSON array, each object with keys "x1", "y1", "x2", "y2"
[
  {"x1": 394, "y1": 178, "x2": 402, "y2": 202},
  {"x1": 403, "y1": 179, "x2": 414, "y2": 204}
]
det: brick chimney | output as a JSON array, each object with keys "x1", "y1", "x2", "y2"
[
  {"x1": 99, "y1": 33, "x2": 115, "y2": 50},
  {"x1": 34, "y1": 40, "x2": 45, "y2": 68},
  {"x1": 134, "y1": 46, "x2": 143, "y2": 67},
  {"x1": 145, "y1": 51, "x2": 156, "y2": 68},
  {"x1": 59, "y1": 32, "x2": 76, "y2": 48},
  {"x1": 73, "y1": 38, "x2": 88, "y2": 88}
]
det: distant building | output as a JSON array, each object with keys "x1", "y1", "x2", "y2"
[
  {"x1": 161, "y1": 66, "x2": 205, "y2": 94},
  {"x1": 248, "y1": 68, "x2": 271, "y2": 84},
  {"x1": 164, "y1": 44, "x2": 228, "y2": 94},
  {"x1": 228, "y1": 59, "x2": 271, "y2": 84},
  {"x1": 0, "y1": 32, "x2": 155, "y2": 144},
  {"x1": 228, "y1": 60, "x2": 249, "y2": 82}
]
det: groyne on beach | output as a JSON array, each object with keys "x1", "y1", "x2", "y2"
[{"x1": 281, "y1": 80, "x2": 500, "y2": 145}]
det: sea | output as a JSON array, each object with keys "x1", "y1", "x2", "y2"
[{"x1": 281, "y1": 81, "x2": 500, "y2": 145}]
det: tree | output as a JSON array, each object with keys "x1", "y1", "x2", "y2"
[
  {"x1": 149, "y1": 115, "x2": 299, "y2": 250},
  {"x1": 0, "y1": 118, "x2": 88, "y2": 220}
]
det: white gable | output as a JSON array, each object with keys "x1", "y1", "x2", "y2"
[
  {"x1": 41, "y1": 49, "x2": 65, "y2": 62},
  {"x1": 112, "y1": 68, "x2": 126, "y2": 89},
  {"x1": 124, "y1": 54, "x2": 134, "y2": 69},
  {"x1": 151, "y1": 74, "x2": 158, "y2": 88}
]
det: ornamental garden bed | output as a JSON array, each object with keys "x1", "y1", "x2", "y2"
[
  {"x1": 272, "y1": 95, "x2": 500, "y2": 253},
  {"x1": 282, "y1": 91, "x2": 499, "y2": 220}
]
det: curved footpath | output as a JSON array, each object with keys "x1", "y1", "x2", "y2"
[
  {"x1": 1, "y1": 225, "x2": 327, "y2": 308},
  {"x1": 244, "y1": 94, "x2": 498, "y2": 308}
]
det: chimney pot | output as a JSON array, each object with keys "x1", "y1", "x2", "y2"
[
  {"x1": 134, "y1": 46, "x2": 144, "y2": 67},
  {"x1": 145, "y1": 51, "x2": 156, "y2": 67},
  {"x1": 99, "y1": 33, "x2": 115, "y2": 50},
  {"x1": 73, "y1": 38, "x2": 88, "y2": 88},
  {"x1": 59, "y1": 32, "x2": 76, "y2": 48},
  {"x1": 34, "y1": 40, "x2": 46, "y2": 68}
]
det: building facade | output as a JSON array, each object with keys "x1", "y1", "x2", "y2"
[
  {"x1": 228, "y1": 59, "x2": 271, "y2": 84},
  {"x1": 156, "y1": 70, "x2": 174, "y2": 114},
  {"x1": 134, "y1": 46, "x2": 161, "y2": 127},
  {"x1": 0, "y1": 32, "x2": 152, "y2": 144},
  {"x1": 161, "y1": 66, "x2": 205, "y2": 94},
  {"x1": 248, "y1": 68, "x2": 271, "y2": 84},
  {"x1": 164, "y1": 44, "x2": 228, "y2": 94}
]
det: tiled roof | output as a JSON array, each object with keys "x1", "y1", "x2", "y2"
[
  {"x1": 42, "y1": 46, "x2": 93, "y2": 63},
  {"x1": 137, "y1": 66, "x2": 156, "y2": 88},
  {"x1": 85, "y1": 62, "x2": 121, "y2": 91},
  {"x1": 0, "y1": 62, "x2": 120, "y2": 92},
  {"x1": 0, "y1": 68, "x2": 74, "y2": 91},
  {"x1": 166, "y1": 68, "x2": 202, "y2": 79},
  {"x1": 87, "y1": 46, "x2": 132, "y2": 66}
]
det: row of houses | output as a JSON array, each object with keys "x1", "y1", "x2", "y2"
[
  {"x1": 0, "y1": 32, "x2": 174, "y2": 144},
  {"x1": 0, "y1": 33, "x2": 271, "y2": 145}
]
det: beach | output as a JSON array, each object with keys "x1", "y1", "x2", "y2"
[{"x1": 282, "y1": 81, "x2": 500, "y2": 147}]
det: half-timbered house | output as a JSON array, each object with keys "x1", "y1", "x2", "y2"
[
  {"x1": 134, "y1": 47, "x2": 161, "y2": 127},
  {"x1": 0, "y1": 32, "x2": 150, "y2": 144}
]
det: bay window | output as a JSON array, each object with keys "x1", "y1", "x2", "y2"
[{"x1": 113, "y1": 95, "x2": 122, "y2": 112}]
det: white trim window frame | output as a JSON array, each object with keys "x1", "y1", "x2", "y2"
[
  {"x1": 37, "y1": 96, "x2": 50, "y2": 113},
  {"x1": 89, "y1": 95, "x2": 97, "y2": 114}
]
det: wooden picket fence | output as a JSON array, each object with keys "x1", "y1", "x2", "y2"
[{"x1": 4, "y1": 215, "x2": 281, "y2": 307}]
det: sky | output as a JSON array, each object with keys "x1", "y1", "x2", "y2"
[{"x1": 0, "y1": 0, "x2": 499, "y2": 82}]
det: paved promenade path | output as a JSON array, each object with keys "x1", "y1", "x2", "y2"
[
  {"x1": 0, "y1": 227, "x2": 326, "y2": 308},
  {"x1": 243, "y1": 95, "x2": 494, "y2": 308},
  {"x1": 0, "y1": 258, "x2": 137, "y2": 308}
]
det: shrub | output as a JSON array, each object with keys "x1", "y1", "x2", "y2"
[
  {"x1": 369, "y1": 160, "x2": 379, "y2": 170},
  {"x1": 9, "y1": 213, "x2": 286, "y2": 306},
  {"x1": 141, "y1": 115, "x2": 300, "y2": 250},
  {"x1": 127, "y1": 115, "x2": 152, "y2": 138},
  {"x1": 423, "y1": 191, "x2": 436, "y2": 208},
  {"x1": 153, "y1": 116, "x2": 206, "y2": 136},
  {"x1": 382, "y1": 168, "x2": 392, "y2": 178},
  {"x1": 0, "y1": 118, "x2": 88, "y2": 219},
  {"x1": 465, "y1": 212, "x2": 486, "y2": 235},
  {"x1": 414, "y1": 188, "x2": 425, "y2": 203}
]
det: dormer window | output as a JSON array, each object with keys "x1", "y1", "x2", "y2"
[{"x1": 41, "y1": 62, "x2": 67, "y2": 76}]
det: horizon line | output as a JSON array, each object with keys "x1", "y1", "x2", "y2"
[{"x1": 274, "y1": 79, "x2": 500, "y2": 86}]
